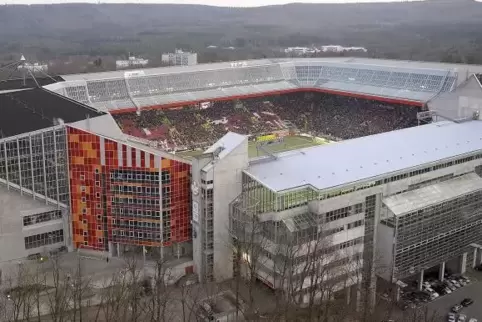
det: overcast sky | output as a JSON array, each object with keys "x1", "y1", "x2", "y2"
[{"x1": 5, "y1": 0, "x2": 426, "y2": 6}]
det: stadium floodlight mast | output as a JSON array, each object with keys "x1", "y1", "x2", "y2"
[{"x1": 0, "y1": 54, "x2": 57, "y2": 87}]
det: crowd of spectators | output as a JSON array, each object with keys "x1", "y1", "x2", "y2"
[{"x1": 113, "y1": 92, "x2": 420, "y2": 151}]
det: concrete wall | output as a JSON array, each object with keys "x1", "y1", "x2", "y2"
[
  {"x1": 190, "y1": 155, "x2": 213, "y2": 281},
  {"x1": 212, "y1": 138, "x2": 249, "y2": 281},
  {"x1": 428, "y1": 75, "x2": 482, "y2": 120},
  {"x1": 0, "y1": 187, "x2": 66, "y2": 265},
  {"x1": 376, "y1": 222, "x2": 395, "y2": 282}
]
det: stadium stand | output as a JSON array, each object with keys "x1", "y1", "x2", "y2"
[
  {"x1": 0, "y1": 87, "x2": 105, "y2": 138},
  {"x1": 113, "y1": 92, "x2": 419, "y2": 150},
  {"x1": 47, "y1": 58, "x2": 472, "y2": 113}
]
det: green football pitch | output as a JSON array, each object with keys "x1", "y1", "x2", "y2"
[
  {"x1": 248, "y1": 135, "x2": 325, "y2": 157},
  {"x1": 177, "y1": 135, "x2": 328, "y2": 159}
]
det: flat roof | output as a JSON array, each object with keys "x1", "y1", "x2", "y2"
[
  {"x1": 244, "y1": 120, "x2": 482, "y2": 193},
  {"x1": 0, "y1": 87, "x2": 105, "y2": 138},
  {"x1": 383, "y1": 173, "x2": 482, "y2": 216}
]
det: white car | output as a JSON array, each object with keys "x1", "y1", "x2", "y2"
[
  {"x1": 468, "y1": 318, "x2": 477, "y2": 322},
  {"x1": 448, "y1": 313, "x2": 456, "y2": 322},
  {"x1": 451, "y1": 280, "x2": 461, "y2": 288},
  {"x1": 459, "y1": 314, "x2": 467, "y2": 322}
]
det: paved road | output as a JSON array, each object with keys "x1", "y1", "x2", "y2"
[{"x1": 427, "y1": 281, "x2": 482, "y2": 321}]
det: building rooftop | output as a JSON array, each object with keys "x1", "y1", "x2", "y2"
[
  {"x1": 0, "y1": 87, "x2": 105, "y2": 138},
  {"x1": 0, "y1": 76, "x2": 63, "y2": 91},
  {"x1": 244, "y1": 120, "x2": 482, "y2": 193},
  {"x1": 43, "y1": 57, "x2": 482, "y2": 113},
  {"x1": 383, "y1": 173, "x2": 482, "y2": 217}
]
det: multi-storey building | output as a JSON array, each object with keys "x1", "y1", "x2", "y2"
[
  {"x1": 194, "y1": 119, "x2": 482, "y2": 306},
  {"x1": 161, "y1": 49, "x2": 198, "y2": 66},
  {"x1": 0, "y1": 88, "x2": 102, "y2": 266},
  {"x1": 0, "y1": 87, "x2": 192, "y2": 276},
  {"x1": 67, "y1": 125, "x2": 191, "y2": 258},
  {"x1": 2, "y1": 58, "x2": 482, "y2": 310}
]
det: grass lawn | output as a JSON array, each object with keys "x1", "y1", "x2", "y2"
[{"x1": 176, "y1": 135, "x2": 329, "y2": 160}]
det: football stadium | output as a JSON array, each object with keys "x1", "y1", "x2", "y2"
[{"x1": 1, "y1": 57, "x2": 482, "y2": 308}]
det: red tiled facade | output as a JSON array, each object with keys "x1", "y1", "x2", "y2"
[{"x1": 67, "y1": 126, "x2": 190, "y2": 251}]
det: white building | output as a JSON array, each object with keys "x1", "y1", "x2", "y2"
[
  {"x1": 162, "y1": 49, "x2": 198, "y2": 66},
  {"x1": 190, "y1": 119, "x2": 482, "y2": 307},
  {"x1": 116, "y1": 56, "x2": 149, "y2": 70},
  {"x1": 18, "y1": 62, "x2": 49, "y2": 73},
  {"x1": 321, "y1": 45, "x2": 367, "y2": 53}
]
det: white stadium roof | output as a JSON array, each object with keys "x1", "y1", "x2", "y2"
[
  {"x1": 43, "y1": 58, "x2": 482, "y2": 113},
  {"x1": 244, "y1": 120, "x2": 482, "y2": 193}
]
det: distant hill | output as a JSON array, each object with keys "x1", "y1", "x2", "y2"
[{"x1": 0, "y1": 0, "x2": 481, "y2": 64}]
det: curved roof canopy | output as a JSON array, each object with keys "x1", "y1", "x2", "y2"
[{"x1": 44, "y1": 57, "x2": 482, "y2": 113}]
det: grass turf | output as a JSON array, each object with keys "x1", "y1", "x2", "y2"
[{"x1": 177, "y1": 135, "x2": 328, "y2": 160}]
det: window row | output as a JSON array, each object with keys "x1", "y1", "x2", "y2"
[
  {"x1": 113, "y1": 219, "x2": 162, "y2": 230},
  {"x1": 23, "y1": 210, "x2": 62, "y2": 227},
  {"x1": 111, "y1": 207, "x2": 171, "y2": 218},
  {"x1": 111, "y1": 185, "x2": 167, "y2": 196},
  {"x1": 110, "y1": 170, "x2": 170, "y2": 183},
  {"x1": 112, "y1": 229, "x2": 171, "y2": 241},
  {"x1": 24, "y1": 229, "x2": 64, "y2": 250},
  {"x1": 112, "y1": 197, "x2": 164, "y2": 206}
]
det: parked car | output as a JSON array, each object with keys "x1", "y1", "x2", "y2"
[
  {"x1": 452, "y1": 304, "x2": 464, "y2": 313},
  {"x1": 475, "y1": 264, "x2": 482, "y2": 271},
  {"x1": 468, "y1": 318, "x2": 477, "y2": 322},
  {"x1": 461, "y1": 298, "x2": 474, "y2": 307},
  {"x1": 451, "y1": 280, "x2": 461, "y2": 288},
  {"x1": 447, "y1": 313, "x2": 456, "y2": 322},
  {"x1": 458, "y1": 314, "x2": 467, "y2": 322}
]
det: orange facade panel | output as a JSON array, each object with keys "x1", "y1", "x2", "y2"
[{"x1": 67, "y1": 126, "x2": 191, "y2": 252}]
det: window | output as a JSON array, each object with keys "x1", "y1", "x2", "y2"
[
  {"x1": 23, "y1": 210, "x2": 62, "y2": 226},
  {"x1": 81, "y1": 186, "x2": 86, "y2": 192},
  {"x1": 24, "y1": 230, "x2": 64, "y2": 249},
  {"x1": 354, "y1": 203, "x2": 363, "y2": 214},
  {"x1": 95, "y1": 181, "x2": 100, "y2": 187},
  {"x1": 81, "y1": 197, "x2": 86, "y2": 203},
  {"x1": 96, "y1": 192, "x2": 100, "y2": 199},
  {"x1": 96, "y1": 204, "x2": 101, "y2": 209},
  {"x1": 82, "y1": 208, "x2": 87, "y2": 214},
  {"x1": 80, "y1": 174, "x2": 85, "y2": 181}
]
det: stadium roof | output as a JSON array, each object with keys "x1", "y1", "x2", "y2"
[
  {"x1": 244, "y1": 120, "x2": 482, "y2": 193},
  {"x1": 0, "y1": 87, "x2": 105, "y2": 138},
  {"x1": 0, "y1": 76, "x2": 63, "y2": 91},
  {"x1": 383, "y1": 173, "x2": 482, "y2": 217},
  {"x1": 43, "y1": 58, "x2": 482, "y2": 114}
]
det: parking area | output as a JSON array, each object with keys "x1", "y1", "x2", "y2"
[
  {"x1": 427, "y1": 280, "x2": 482, "y2": 321},
  {"x1": 399, "y1": 272, "x2": 473, "y2": 310}
]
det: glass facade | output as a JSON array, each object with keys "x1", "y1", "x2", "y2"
[
  {"x1": 67, "y1": 126, "x2": 190, "y2": 251},
  {"x1": 391, "y1": 190, "x2": 482, "y2": 279},
  {"x1": 0, "y1": 126, "x2": 69, "y2": 207},
  {"x1": 24, "y1": 229, "x2": 64, "y2": 250}
]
